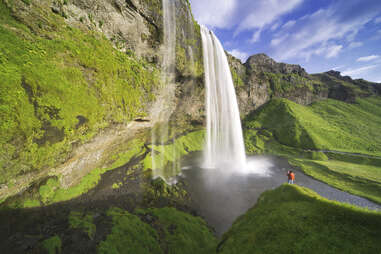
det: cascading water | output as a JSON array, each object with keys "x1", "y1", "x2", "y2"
[
  {"x1": 200, "y1": 26, "x2": 247, "y2": 170},
  {"x1": 150, "y1": 0, "x2": 177, "y2": 182}
]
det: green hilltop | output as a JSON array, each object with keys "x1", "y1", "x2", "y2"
[
  {"x1": 243, "y1": 96, "x2": 381, "y2": 203},
  {"x1": 218, "y1": 184, "x2": 381, "y2": 254}
]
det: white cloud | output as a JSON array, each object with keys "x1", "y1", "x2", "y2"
[
  {"x1": 326, "y1": 45, "x2": 343, "y2": 58},
  {"x1": 228, "y1": 49, "x2": 249, "y2": 62},
  {"x1": 270, "y1": 0, "x2": 381, "y2": 61},
  {"x1": 190, "y1": 0, "x2": 302, "y2": 43},
  {"x1": 342, "y1": 65, "x2": 378, "y2": 78},
  {"x1": 189, "y1": 0, "x2": 237, "y2": 28},
  {"x1": 250, "y1": 29, "x2": 262, "y2": 43},
  {"x1": 271, "y1": 22, "x2": 281, "y2": 31},
  {"x1": 271, "y1": 34, "x2": 289, "y2": 46},
  {"x1": 235, "y1": 0, "x2": 303, "y2": 40},
  {"x1": 282, "y1": 20, "x2": 296, "y2": 29},
  {"x1": 374, "y1": 16, "x2": 381, "y2": 24},
  {"x1": 332, "y1": 65, "x2": 345, "y2": 71},
  {"x1": 357, "y1": 55, "x2": 380, "y2": 62},
  {"x1": 348, "y1": 41, "x2": 363, "y2": 48}
]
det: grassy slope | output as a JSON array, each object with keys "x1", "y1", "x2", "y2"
[
  {"x1": 289, "y1": 158, "x2": 381, "y2": 204},
  {"x1": 243, "y1": 96, "x2": 381, "y2": 203},
  {"x1": 244, "y1": 97, "x2": 381, "y2": 155},
  {"x1": 218, "y1": 184, "x2": 381, "y2": 254},
  {"x1": 0, "y1": 0, "x2": 159, "y2": 184},
  {"x1": 98, "y1": 207, "x2": 217, "y2": 254}
]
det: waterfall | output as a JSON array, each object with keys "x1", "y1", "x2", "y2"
[
  {"x1": 150, "y1": 0, "x2": 177, "y2": 182},
  {"x1": 200, "y1": 26, "x2": 247, "y2": 170}
]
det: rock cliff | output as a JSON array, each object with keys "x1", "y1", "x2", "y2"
[{"x1": 228, "y1": 53, "x2": 380, "y2": 115}]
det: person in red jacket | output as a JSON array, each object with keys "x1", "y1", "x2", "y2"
[
  {"x1": 287, "y1": 170, "x2": 295, "y2": 184},
  {"x1": 289, "y1": 171, "x2": 295, "y2": 184}
]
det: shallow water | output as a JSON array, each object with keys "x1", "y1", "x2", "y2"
[{"x1": 180, "y1": 154, "x2": 381, "y2": 237}]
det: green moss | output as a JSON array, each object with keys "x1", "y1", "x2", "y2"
[
  {"x1": 23, "y1": 198, "x2": 41, "y2": 208},
  {"x1": 42, "y1": 235, "x2": 62, "y2": 254},
  {"x1": 112, "y1": 182, "x2": 122, "y2": 189},
  {"x1": 21, "y1": 0, "x2": 31, "y2": 5},
  {"x1": 98, "y1": 207, "x2": 162, "y2": 254},
  {"x1": 219, "y1": 184, "x2": 381, "y2": 254},
  {"x1": 69, "y1": 211, "x2": 96, "y2": 239},
  {"x1": 5, "y1": 129, "x2": 202, "y2": 207},
  {"x1": 230, "y1": 68, "x2": 244, "y2": 87},
  {"x1": 4, "y1": 136, "x2": 147, "y2": 206},
  {"x1": 39, "y1": 178, "x2": 60, "y2": 204},
  {"x1": 138, "y1": 207, "x2": 217, "y2": 254},
  {"x1": 109, "y1": 139, "x2": 145, "y2": 169},
  {"x1": 98, "y1": 206, "x2": 216, "y2": 254},
  {"x1": 0, "y1": 1, "x2": 159, "y2": 184},
  {"x1": 143, "y1": 177, "x2": 188, "y2": 206},
  {"x1": 145, "y1": 130, "x2": 205, "y2": 171},
  {"x1": 176, "y1": 45, "x2": 187, "y2": 74},
  {"x1": 265, "y1": 72, "x2": 314, "y2": 95}
]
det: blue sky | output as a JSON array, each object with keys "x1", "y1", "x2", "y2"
[{"x1": 189, "y1": 0, "x2": 381, "y2": 82}]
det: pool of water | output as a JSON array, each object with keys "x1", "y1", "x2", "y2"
[{"x1": 180, "y1": 154, "x2": 381, "y2": 237}]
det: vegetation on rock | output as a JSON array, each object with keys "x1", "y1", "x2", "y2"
[
  {"x1": 98, "y1": 207, "x2": 216, "y2": 254},
  {"x1": 68, "y1": 211, "x2": 96, "y2": 240},
  {"x1": 41, "y1": 235, "x2": 62, "y2": 254},
  {"x1": 0, "y1": 0, "x2": 159, "y2": 185}
]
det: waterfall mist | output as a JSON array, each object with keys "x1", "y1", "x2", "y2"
[{"x1": 200, "y1": 26, "x2": 247, "y2": 170}]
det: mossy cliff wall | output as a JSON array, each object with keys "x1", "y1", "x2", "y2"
[{"x1": 0, "y1": 0, "x2": 204, "y2": 201}]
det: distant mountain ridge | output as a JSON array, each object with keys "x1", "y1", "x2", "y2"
[{"x1": 227, "y1": 53, "x2": 381, "y2": 115}]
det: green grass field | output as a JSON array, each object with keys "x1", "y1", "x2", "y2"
[
  {"x1": 243, "y1": 96, "x2": 381, "y2": 204},
  {"x1": 289, "y1": 158, "x2": 381, "y2": 204},
  {"x1": 218, "y1": 184, "x2": 381, "y2": 254}
]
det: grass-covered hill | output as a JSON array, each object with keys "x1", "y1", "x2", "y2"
[
  {"x1": 245, "y1": 96, "x2": 381, "y2": 155},
  {"x1": 243, "y1": 96, "x2": 381, "y2": 203},
  {"x1": 218, "y1": 184, "x2": 381, "y2": 254}
]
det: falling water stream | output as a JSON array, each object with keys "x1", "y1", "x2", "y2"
[
  {"x1": 200, "y1": 26, "x2": 246, "y2": 170},
  {"x1": 150, "y1": 0, "x2": 178, "y2": 182}
]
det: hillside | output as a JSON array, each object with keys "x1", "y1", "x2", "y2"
[
  {"x1": 218, "y1": 184, "x2": 381, "y2": 254},
  {"x1": 243, "y1": 96, "x2": 381, "y2": 203}
]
